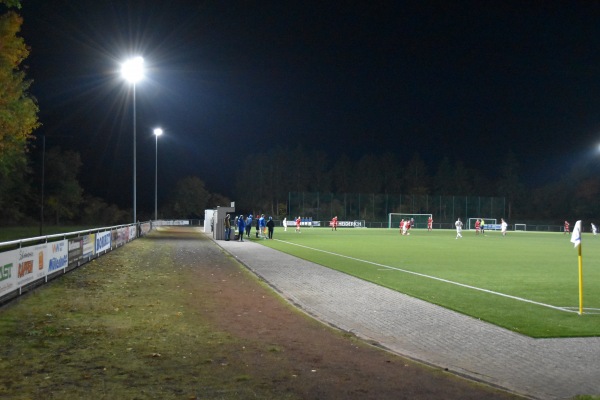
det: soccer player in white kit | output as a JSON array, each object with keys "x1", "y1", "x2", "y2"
[
  {"x1": 501, "y1": 218, "x2": 508, "y2": 236},
  {"x1": 455, "y1": 218, "x2": 463, "y2": 239}
]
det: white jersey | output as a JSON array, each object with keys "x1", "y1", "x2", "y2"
[{"x1": 455, "y1": 220, "x2": 463, "y2": 230}]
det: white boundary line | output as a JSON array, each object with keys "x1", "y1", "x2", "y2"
[{"x1": 276, "y1": 240, "x2": 581, "y2": 314}]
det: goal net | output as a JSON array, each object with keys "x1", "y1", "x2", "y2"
[
  {"x1": 467, "y1": 218, "x2": 497, "y2": 230},
  {"x1": 514, "y1": 224, "x2": 526, "y2": 231},
  {"x1": 388, "y1": 213, "x2": 432, "y2": 229}
]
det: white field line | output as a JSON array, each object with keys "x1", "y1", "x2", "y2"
[{"x1": 276, "y1": 240, "x2": 579, "y2": 314}]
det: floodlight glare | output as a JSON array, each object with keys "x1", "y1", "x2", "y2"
[{"x1": 121, "y1": 56, "x2": 145, "y2": 83}]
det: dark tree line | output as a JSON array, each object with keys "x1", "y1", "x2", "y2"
[
  {"x1": 234, "y1": 145, "x2": 600, "y2": 224},
  {"x1": 0, "y1": 144, "x2": 231, "y2": 227}
]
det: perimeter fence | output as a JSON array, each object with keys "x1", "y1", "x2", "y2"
[{"x1": 288, "y1": 192, "x2": 506, "y2": 229}]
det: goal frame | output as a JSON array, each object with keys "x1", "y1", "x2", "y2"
[
  {"x1": 467, "y1": 217, "x2": 497, "y2": 230},
  {"x1": 388, "y1": 213, "x2": 432, "y2": 229},
  {"x1": 514, "y1": 223, "x2": 527, "y2": 231}
]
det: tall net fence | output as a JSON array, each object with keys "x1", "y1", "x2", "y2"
[{"x1": 287, "y1": 193, "x2": 506, "y2": 228}]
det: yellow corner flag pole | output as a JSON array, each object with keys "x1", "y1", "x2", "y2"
[{"x1": 570, "y1": 220, "x2": 583, "y2": 315}]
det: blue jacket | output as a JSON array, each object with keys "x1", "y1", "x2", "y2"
[{"x1": 237, "y1": 217, "x2": 245, "y2": 231}]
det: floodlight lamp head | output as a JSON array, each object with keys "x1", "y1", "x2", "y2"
[
  {"x1": 154, "y1": 128, "x2": 163, "y2": 136},
  {"x1": 121, "y1": 56, "x2": 145, "y2": 84}
]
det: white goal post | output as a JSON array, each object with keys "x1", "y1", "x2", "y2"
[
  {"x1": 388, "y1": 213, "x2": 432, "y2": 229},
  {"x1": 514, "y1": 224, "x2": 526, "y2": 231},
  {"x1": 467, "y1": 218, "x2": 497, "y2": 230}
]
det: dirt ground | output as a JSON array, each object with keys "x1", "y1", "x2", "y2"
[{"x1": 174, "y1": 228, "x2": 522, "y2": 399}]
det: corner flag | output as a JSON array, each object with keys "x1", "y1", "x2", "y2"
[
  {"x1": 570, "y1": 220, "x2": 582, "y2": 248},
  {"x1": 570, "y1": 220, "x2": 583, "y2": 315}
]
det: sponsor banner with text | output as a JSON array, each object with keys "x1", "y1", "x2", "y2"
[
  {"x1": 0, "y1": 249, "x2": 18, "y2": 297},
  {"x1": 95, "y1": 231, "x2": 111, "y2": 253},
  {"x1": 47, "y1": 240, "x2": 68, "y2": 274}
]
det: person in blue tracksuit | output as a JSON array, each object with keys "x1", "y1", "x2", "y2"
[
  {"x1": 237, "y1": 215, "x2": 245, "y2": 242},
  {"x1": 259, "y1": 214, "x2": 266, "y2": 239},
  {"x1": 245, "y1": 214, "x2": 253, "y2": 237}
]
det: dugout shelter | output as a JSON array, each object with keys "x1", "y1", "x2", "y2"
[{"x1": 212, "y1": 204, "x2": 235, "y2": 240}]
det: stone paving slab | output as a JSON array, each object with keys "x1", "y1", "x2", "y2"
[{"x1": 214, "y1": 236, "x2": 600, "y2": 400}]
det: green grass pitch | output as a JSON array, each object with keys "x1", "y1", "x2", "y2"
[{"x1": 258, "y1": 227, "x2": 600, "y2": 338}]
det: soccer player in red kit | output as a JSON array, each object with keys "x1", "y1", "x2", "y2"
[
  {"x1": 564, "y1": 221, "x2": 570, "y2": 234},
  {"x1": 427, "y1": 216, "x2": 433, "y2": 231}
]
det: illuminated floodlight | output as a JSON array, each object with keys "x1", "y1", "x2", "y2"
[{"x1": 121, "y1": 56, "x2": 145, "y2": 83}]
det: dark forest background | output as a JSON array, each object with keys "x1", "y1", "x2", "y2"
[{"x1": 3, "y1": 144, "x2": 598, "y2": 227}]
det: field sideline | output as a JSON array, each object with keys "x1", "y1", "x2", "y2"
[{"x1": 257, "y1": 227, "x2": 600, "y2": 338}]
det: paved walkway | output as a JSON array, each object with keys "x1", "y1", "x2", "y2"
[{"x1": 212, "y1": 235, "x2": 600, "y2": 400}]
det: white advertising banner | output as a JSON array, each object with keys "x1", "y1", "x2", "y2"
[
  {"x1": 128, "y1": 226, "x2": 136, "y2": 241},
  {"x1": 140, "y1": 222, "x2": 151, "y2": 235},
  {"x1": 17, "y1": 243, "x2": 48, "y2": 287},
  {"x1": 95, "y1": 231, "x2": 111, "y2": 253},
  {"x1": 116, "y1": 227, "x2": 128, "y2": 247},
  {"x1": 47, "y1": 240, "x2": 68, "y2": 273},
  {"x1": 0, "y1": 249, "x2": 18, "y2": 297}
]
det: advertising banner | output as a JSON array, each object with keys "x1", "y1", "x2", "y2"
[
  {"x1": 68, "y1": 238, "x2": 83, "y2": 267},
  {"x1": 140, "y1": 222, "x2": 151, "y2": 235},
  {"x1": 115, "y1": 227, "x2": 127, "y2": 247},
  {"x1": 0, "y1": 249, "x2": 18, "y2": 297},
  {"x1": 95, "y1": 231, "x2": 111, "y2": 253},
  {"x1": 128, "y1": 225, "x2": 136, "y2": 241},
  {"x1": 47, "y1": 240, "x2": 68, "y2": 274},
  {"x1": 17, "y1": 243, "x2": 48, "y2": 286},
  {"x1": 82, "y1": 234, "x2": 95, "y2": 259}
]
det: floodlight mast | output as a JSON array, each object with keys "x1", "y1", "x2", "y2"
[
  {"x1": 153, "y1": 128, "x2": 163, "y2": 221},
  {"x1": 121, "y1": 56, "x2": 145, "y2": 224}
]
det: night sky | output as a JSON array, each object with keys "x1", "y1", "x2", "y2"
[{"x1": 18, "y1": 1, "x2": 600, "y2": 211}]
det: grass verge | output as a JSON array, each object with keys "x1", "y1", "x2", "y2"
[{"x1": 0, "y1": 238, "x2": 290, "y2": 399}]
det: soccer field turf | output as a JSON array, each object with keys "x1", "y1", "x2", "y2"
[{"x1": 258, "y1": 227, "x2": 600, "y2": 338}]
